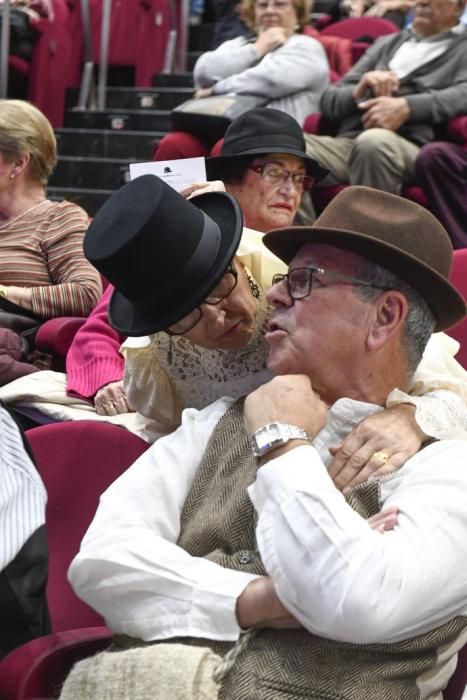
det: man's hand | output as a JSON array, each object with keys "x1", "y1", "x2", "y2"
[
  {"x1": 359, "y1": 96, "x2": 410, "y2": 130},
  {"x1": 94, "y1": 380, "x2": 134, "y2": 416},
  {"x1": 236, "y1": 576, "x2": 301, "y2": 630},
  {"x1": 367, "y1": 506, "x2": 400, "y2": 533},
  {"x1": 236, "y1": 507, "x2": 399, "y2": 630},
  {"x1": 244, "y1": 375, "x2": 328, "y2": 443},
  {"x1": 353, "y1": 70, "x2": 399, "y2": 100},
  {"x1": 254, "y1": 27, "x2": 288, "y2": 57},
  {"x1": 327, "y1": 403, "x2": 426, "y2": 491}
]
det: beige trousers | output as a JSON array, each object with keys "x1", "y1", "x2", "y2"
[{"x1": 305, "y1": 128, "x2": 421, "y2": 194}]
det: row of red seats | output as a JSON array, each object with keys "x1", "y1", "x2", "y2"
[{"x1": 0, "y1": 410, "x2": 465, "y2": 698}]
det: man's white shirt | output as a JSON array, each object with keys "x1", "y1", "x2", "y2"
[{"x1": 68, "y1": 395, "x2": 467, "y2": 648}]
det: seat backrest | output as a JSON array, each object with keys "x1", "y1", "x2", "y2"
[
  {"x1": 448, "y1": 249, "x2": 467, "y2": 371},
  {"x1": 25, "y1": 421, "x2": 149, "y2": 632},
  {"x1": 321, "y1": 16, "x2": 399, "y2": 40},
  {"x1": 304, "y1": 24, "x2": 353, "y2": 76}
]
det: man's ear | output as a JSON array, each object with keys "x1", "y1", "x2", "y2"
[{"x1": 367, "y1": 291, "x2": 408, "y2": 351}]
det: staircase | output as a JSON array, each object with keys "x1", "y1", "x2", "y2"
[{"x1": 47, "y1": 24, "x2": 211, "y2": 216}]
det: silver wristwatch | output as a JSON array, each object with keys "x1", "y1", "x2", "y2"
[{"x1": 250, "y1": 422, "x2": 311, "y2": 458}]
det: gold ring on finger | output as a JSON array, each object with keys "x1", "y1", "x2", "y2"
[{"x1": 372, "y1": 451, "x2": 390, "y2": 466}]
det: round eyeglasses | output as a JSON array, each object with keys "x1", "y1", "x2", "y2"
[
  {"x1": 272, "y1": 266, "x2": 391, "y2": 300},
  {"x1": 249, "y1": 163, "x2": 314, "y2": 191},
  {"x1": 167, "y1": 266, "x2": 238, "y2": 335}
]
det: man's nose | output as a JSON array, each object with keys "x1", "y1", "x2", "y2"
[{"x1": 266, "y1": 277, "x2": 293, "y2": 307}]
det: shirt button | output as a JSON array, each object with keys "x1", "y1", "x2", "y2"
[{"x1": 239, "y1": 553, "x2": 252, "y2": 564}]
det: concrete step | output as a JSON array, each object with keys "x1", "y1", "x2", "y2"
[
  {"x1": 187, "y1": 51, "x2": 201, "y2": 72},
  {"x1": 55, "y1": 128, "x2": 163, "y2": 160},
  {"x1": 64, "y1": 108, "x2": 172, "y2": 132},
  {"x1": 49, "y1": 155, "x2": 144, "y2": 190},
  {"x1": 152, "y1": 72, "x2": 194, "y2": 88},
  {"x1": 48, "y1": 187, "x2": 113, "y2": 217},
  {"x1": 66, "y1": 86, "x2": 194, "y2": 112}
]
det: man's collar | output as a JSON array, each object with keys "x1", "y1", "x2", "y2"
[{"x1": 407, "y1": 21, "x2": 466, "y2": 42}]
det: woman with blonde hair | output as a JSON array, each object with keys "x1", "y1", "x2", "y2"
[{"x1": 0, "y1": 100, "x2": 102, "y2": 386}]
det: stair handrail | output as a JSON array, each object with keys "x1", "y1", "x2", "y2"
[
  {"x1": 96, "y1": 0, "x2": 112, "y2": 111},
  {"x1": 162, "y1": 0, "x2": 178, "y2": 73},
  {"x1": 0, "y1": 0, "x2": 11, "y2": 98},
  {"x1": 176, "y1": 0, "x2": 190, "y2": 72},
  {"x1": 76, "y1": 0, "x2": 96, "y2": 110}
]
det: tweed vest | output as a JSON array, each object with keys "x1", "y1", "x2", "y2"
[{"x1": 175, "y1": 399, "x2": 466, "y2": 700}]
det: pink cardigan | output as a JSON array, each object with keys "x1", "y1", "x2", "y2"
[{"x1": 66, "y1": 285, "x2": 126, "y2": 400}]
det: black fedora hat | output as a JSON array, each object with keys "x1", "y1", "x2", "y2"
[
  {"x1": 84, "y1": 174, "x2": 243, "y2": 336},
  {"x1": 263, "y1": 186, "x2": 466, "y2": 332},
  {"x1": 206, "y1": 108, "x2": 329, "y2": 182}
]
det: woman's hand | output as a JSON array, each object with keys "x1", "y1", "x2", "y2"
[
  {"x1": 1, "y1": 285, "x2": 33, "y2": 311},
  {"x1": 328, "y1": 403, "x2": 426, "y2": 491},
  {"x1": 194, "y1": 86, "x2": 214, "y2": 99},
  {"x1": 365, "y1": 0, "x2": 412, "y2": 16},
  {"x1": 180, "y1": 181, "x2": 226, "y2": 200},
  {"x1": 254, "y1": 26, "x2": 288, "y2": 58},
  {"x1": 94, "y1": 380, "x2": 134, "y2": 416}
]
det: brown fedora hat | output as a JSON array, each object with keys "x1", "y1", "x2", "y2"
[{"x1": 263, "y1": 186, "x2": 466, "y2": 332}]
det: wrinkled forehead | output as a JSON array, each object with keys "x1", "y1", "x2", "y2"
[
  {"x1": 251, "y1": 152, "x2": 306, "y2": 170},
  {"x1": 290, "y1": 242, "x2": 364, "y2": 274}
]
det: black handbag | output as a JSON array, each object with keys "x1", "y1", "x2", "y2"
[
  {"x1": 0, "y1": 6, "x2": 39, "y2": 61},
  {"x1": 171, "y1": 93, "x2": 269, "y2": 142},
  {"x1": 0, "y1": 297, "x2": 43, "y2": 353}
]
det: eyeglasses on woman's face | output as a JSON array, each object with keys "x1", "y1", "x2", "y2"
[
  {"x1": 272, "y1": 266, "x2": 391, "y2": 300},
  {"x1": 249, "y1": 162, "x2": 314, "y2": 192},
  {"x1": 167, "y1": 265, "x2": 238, "y2": 335}
]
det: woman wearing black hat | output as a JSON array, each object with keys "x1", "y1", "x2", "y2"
[
  {"x1": 163, "y1": 108, "x2": 327, "y2": 234},
  {"x1": 189, "y1": 108, "x2": 327, "y2": 233},
  {"x1": 85, "y1": 174, "x2": 274, "y2": 438}
]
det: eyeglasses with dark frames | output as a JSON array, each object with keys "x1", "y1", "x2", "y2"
[
  {"x1": 271, "y1": 266, "x2": 392, "y2": 300},
  {"x1": 249, "y1": 162, "x2": 314, "y2": 191},
  {"x1": 167, "y1": 265, "x2": 238, "y2": 335}
]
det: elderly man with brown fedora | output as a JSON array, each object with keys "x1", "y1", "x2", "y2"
[{"x1": 66, "y1": 187, "x2": 467, "y2": 699}]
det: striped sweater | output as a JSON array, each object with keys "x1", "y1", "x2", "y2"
[{"x1": 0, "y1": 200, "x2": 102, "y2": 318}]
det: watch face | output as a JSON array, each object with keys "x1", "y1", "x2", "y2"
[
  {"x1": 252, "y1": 423, "x2": 309, "y2": 457},
  {"x1": 252, "y1": 422, "x2": 283, "y2": 455}
]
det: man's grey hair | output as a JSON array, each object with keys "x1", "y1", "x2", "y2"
[{"x1": 354, "y1": 259, "x2": 436, "y2": 378}]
